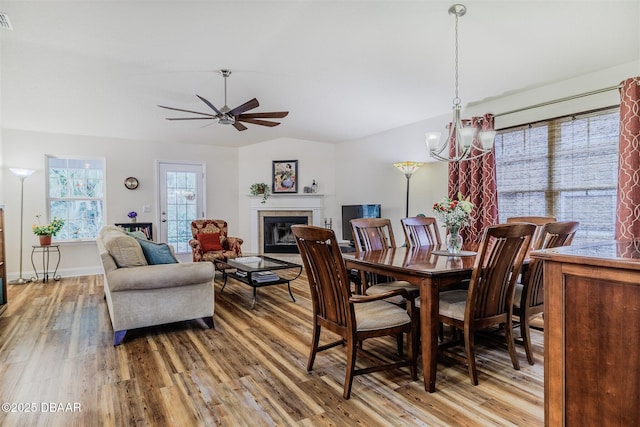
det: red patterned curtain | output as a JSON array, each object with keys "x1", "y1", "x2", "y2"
[
  {"x1": 616, "y1": 77, "x2": 640, "y2": 240},
  {"x1": 448, "y1": 113, "x2": 498, "y2": 249}
]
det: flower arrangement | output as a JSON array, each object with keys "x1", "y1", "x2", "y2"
[
  {"x1": 128, "y1": 211, "x2": 138, "y2": 219},
  {"x1": 432, "y1": 192, "x2": 474, "y2": 231},
  {"x1": 249, "y1": 182, "x2": 271, "y2": 203},
  {"x1": 32, "y1": 215, "x2": 65, "y2": 236}
]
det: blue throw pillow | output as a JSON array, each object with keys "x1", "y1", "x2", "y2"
[
  {"x1": 125, "y1": 230, "x2": 148, "y2": 240},
  {"x1": 136, "y1": 238, "x2": 178, "y2": 265}
]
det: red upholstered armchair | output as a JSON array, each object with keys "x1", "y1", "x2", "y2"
[{"x1": 189, "y1": 219, "x2": 243, "y2": 263}]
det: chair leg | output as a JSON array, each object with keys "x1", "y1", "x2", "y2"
[
  {"x1": 409, "y1": 329, "x2": 418, "y2": 381},
  {"x1": 464, "y1": 327, "x2": 479, "y2": 385},
  {"x1": 505, "y1": 319, "x2": 521, "y2": 371},
  {"x1": 343, "y1": 338, "x2": 358, "y2": 399},
  {"x1": 521, "y1": 315, "x2": 534, "y2": 365},
  {"x1": 396, "y1": 333, "x2": 404, "y2": 356},
  {"x1": 307, "y1": 322, "x2": 321, "y2": 372}
]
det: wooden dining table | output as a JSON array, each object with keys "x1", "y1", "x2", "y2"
[{"x1": 342, "y1": 245, "x2": 477, "y2": 392}]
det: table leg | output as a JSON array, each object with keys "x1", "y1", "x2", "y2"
[
  {"x1": 52, "y1": 247, "x2": 61, "y2": 281},
  {"x1": 30, "y1": 247, "x2": 40, "y2": 281},
  {"x1": 287, "y1": 282, "x2": 296, "y2": 302},
  {"x1": 421, "y1": 278, "x2": 439, "y2": 393},
  {"x1": 43, "y1": 249, "x2": 49, "y2": 282}
]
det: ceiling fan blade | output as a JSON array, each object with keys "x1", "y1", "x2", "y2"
[
  {"x1": 237, "y1": 118, "x2": 281, "y2": 127},
  {"x1": 158, "y1": 105, "x2": 216, "y2": 117},
  {"x1": 238, "y1": 111, "x2": 289, "y2": 119},
  {"x1": 229, "y1": 98, "x2": 259, "y2": 116},
  {"x1": 166, "y1": 117, "x2": 215, "y2": 120},
  {"x1": 196, "y1": 95, "x2": 223, "y2": 115},
  {"x1": 233, "y1": 122, "x2": 248, "y2": 131}
]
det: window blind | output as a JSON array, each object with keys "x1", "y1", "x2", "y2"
[{"x1": 495, "y1": 107, "x2": 619, "y2": 243}]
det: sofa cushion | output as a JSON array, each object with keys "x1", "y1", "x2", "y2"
[
  {"x1": 197, "y1": 232, "x2": 224, "y2": 251},
  {"x1": 137, "y1": 239, "x2": 178, "y2": 265},
  {"x1": 125, "y1": 230, "x2": 149, "y2": 240},
  {"x1": 101, "y1": 230, "x2": 148, "y2": 268},
  {"x1": 106, "y1": 262, "x2": 214, "y2": 291}
]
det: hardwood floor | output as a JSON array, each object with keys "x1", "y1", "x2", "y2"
[{"x1": 0, "y1": 269, "x2": 544, "y2": 426}]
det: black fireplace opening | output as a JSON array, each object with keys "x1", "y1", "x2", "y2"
[{"x1": 263, "y1": 216, "x2": 308, "y2": 253}]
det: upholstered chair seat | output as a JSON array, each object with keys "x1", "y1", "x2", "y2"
[{"x1": 354, "y1": 300, "x2": 412, "y2": 331}]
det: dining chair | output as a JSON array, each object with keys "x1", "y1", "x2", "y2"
[
  {"x1": 401, "y1": 216, "x2": 442, "y2": 248},
  {"x1": 434, "y1": 222, "x2": 536, "y2": 385},
  {"x1": 350, "y1": 217, "x2": 397, "y2": 251},
  {"x1": 513, "y1": 220, "x2": 579, "y2": 365},
  {"x1": 506, "y1": 216, "x2": 556, "y2": 252},
  {"x1": 291, "y1": 225, "x2": 418, "y2": 399},
  {"x1": 350, "y1": 218, "x2": 418, "y2": 304}
]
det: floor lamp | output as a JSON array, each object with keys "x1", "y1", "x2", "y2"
[
  {"x1": 393, "y1": 161, "x2": 424, "y2": 218},
  {"x1": 9, "y1": 168, "x2": 35, "y2": 285}
]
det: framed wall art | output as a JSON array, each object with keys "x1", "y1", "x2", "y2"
[{"x1": 272, "y1": 160, "x2": 298, "y2": 193}]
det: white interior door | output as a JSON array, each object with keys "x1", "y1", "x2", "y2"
[{"x1": 158, "y1": 162, "x2": 204, "y2": 254}]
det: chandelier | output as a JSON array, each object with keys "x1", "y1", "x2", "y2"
[{"x1": 426, "y1": 4, "x2": 495, "y2": 162}]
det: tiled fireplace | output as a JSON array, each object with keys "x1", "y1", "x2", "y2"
[{"x1": 249, "y1": 195, "x2": 323, "y2": 253}]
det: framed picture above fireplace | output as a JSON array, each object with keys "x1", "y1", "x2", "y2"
[{"x1": 272, "y1": 160, "x2": 298, "y2": 194}]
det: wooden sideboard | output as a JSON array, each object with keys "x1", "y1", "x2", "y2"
[
  {"x1": 532, "y1": 241, "x2": 640, "y2": 426},
  {"x1": 114, "y1": 222, "x2": 153, "y2": 240}
]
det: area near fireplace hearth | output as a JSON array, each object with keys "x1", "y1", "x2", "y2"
[{"x1": 249, "y1": 195, "x2": 323, "y2": 253}]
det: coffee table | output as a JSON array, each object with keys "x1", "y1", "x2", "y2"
[{"x1": 218, "y1": 255, "x2": 302, "y2": 308}]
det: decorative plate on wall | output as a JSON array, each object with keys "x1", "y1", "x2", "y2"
[{"x1": 124, "y1": 177, "x2": 139, "y2": 190}]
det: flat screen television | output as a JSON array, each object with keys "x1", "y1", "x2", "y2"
[{"x1": 342, "y1": 204, "x2": 381, "y2": 241}]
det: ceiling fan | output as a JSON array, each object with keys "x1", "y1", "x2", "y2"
[{"x1": 158, "y1": 69, "x2": 288, "y2": 131}]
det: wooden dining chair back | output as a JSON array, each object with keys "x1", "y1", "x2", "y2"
[
  {"x1": 291, "y1": 225, "x2": 417, "y2": 399},
  {"x1": 349, "y1": 217, "x2": 397, "y2": 252},
  {"x1": 438, "y1": 222, "x2": 536, "y2": 385},
  {"x1": 349, "y1": 217, "x2": 415, "y2": 303},
  {"x1": 401, "y1": 216, "x2": 442, "y2": 247},
  {"x1": 506, "y1": 216, "x2": 556, "y2": 252},
  {"x1": 514, "y1": 220, "x2": 579, "y2": 364}
]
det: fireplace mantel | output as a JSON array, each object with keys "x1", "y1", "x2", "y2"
[{"x1": 249, "y1": 195, "x2": 323, "y2": 253}]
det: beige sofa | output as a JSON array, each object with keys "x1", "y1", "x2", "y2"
[{"x1": 97, "y1": 226, "x2": 215, "y2": 345}]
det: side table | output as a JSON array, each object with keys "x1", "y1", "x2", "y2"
[{"x1": 30, "y1": 245, "x2": 61, "y2": 283}]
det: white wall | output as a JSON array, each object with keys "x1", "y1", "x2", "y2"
[
  {"x1": 333, "y1": 115, "x2": 449, "y2": 242},
  {"x1": 238, "y1": 137, "x2": 335, "y2": 248},
  {"x1": 2, "y1": 129, "x2": 238, "y2": 278},
  {"x1": 472, "y1": 61, "x2": 640, "y2": 129}
]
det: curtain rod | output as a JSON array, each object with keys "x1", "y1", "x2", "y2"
[{"x1": 494, "y1": 84, "x2": 622, "y2": 118}]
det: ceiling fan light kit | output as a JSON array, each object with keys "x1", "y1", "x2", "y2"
[
  {"x1": 427, "y1": 4, "x2": 495, "y2": 163},
  {"x1": 159, "y1": 69, "x2": 288, "y2": 131}
]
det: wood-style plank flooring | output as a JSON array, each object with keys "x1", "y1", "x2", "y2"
[{"x1": 0, "y1": 267, "x2": 544, "y2": 426}]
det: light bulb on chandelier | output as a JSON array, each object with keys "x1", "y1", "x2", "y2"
[{"x1": 427, "y1": 4, "x2": 496, "y2": 162}]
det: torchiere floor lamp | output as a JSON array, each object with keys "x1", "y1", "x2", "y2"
[
  {"x1": 393, "y1": 161, "x2": 424, "y2": 218},
  {"x1": 9, "y1": 168, "x2": 35, "y2": 285}
]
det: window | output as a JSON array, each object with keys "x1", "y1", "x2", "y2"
[
  {"x1": 46, "y1": 156, "x2": 105, "y2": 241},
  {"x1": 495, "y1": 108, "x2": 619, "y2": 243}
]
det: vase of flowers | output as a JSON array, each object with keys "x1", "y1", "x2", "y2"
[
  {"x1": 32, "y1": 215, "x2": 65, "y2": 245},
  {"x1": 128, "y1": 211, "x2": 138, "y2": 223},
  {"x1": 433, "y1": 192, "x2": 474, "y2": 254}
]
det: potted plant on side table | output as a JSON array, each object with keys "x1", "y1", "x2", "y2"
[{"x1": 32, "y1": 215, "x2": 65, "y2": 246}]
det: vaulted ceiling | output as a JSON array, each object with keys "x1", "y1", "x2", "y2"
[{"x1": 1, "y1": 1, "x2": 638, "y2": 147}]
